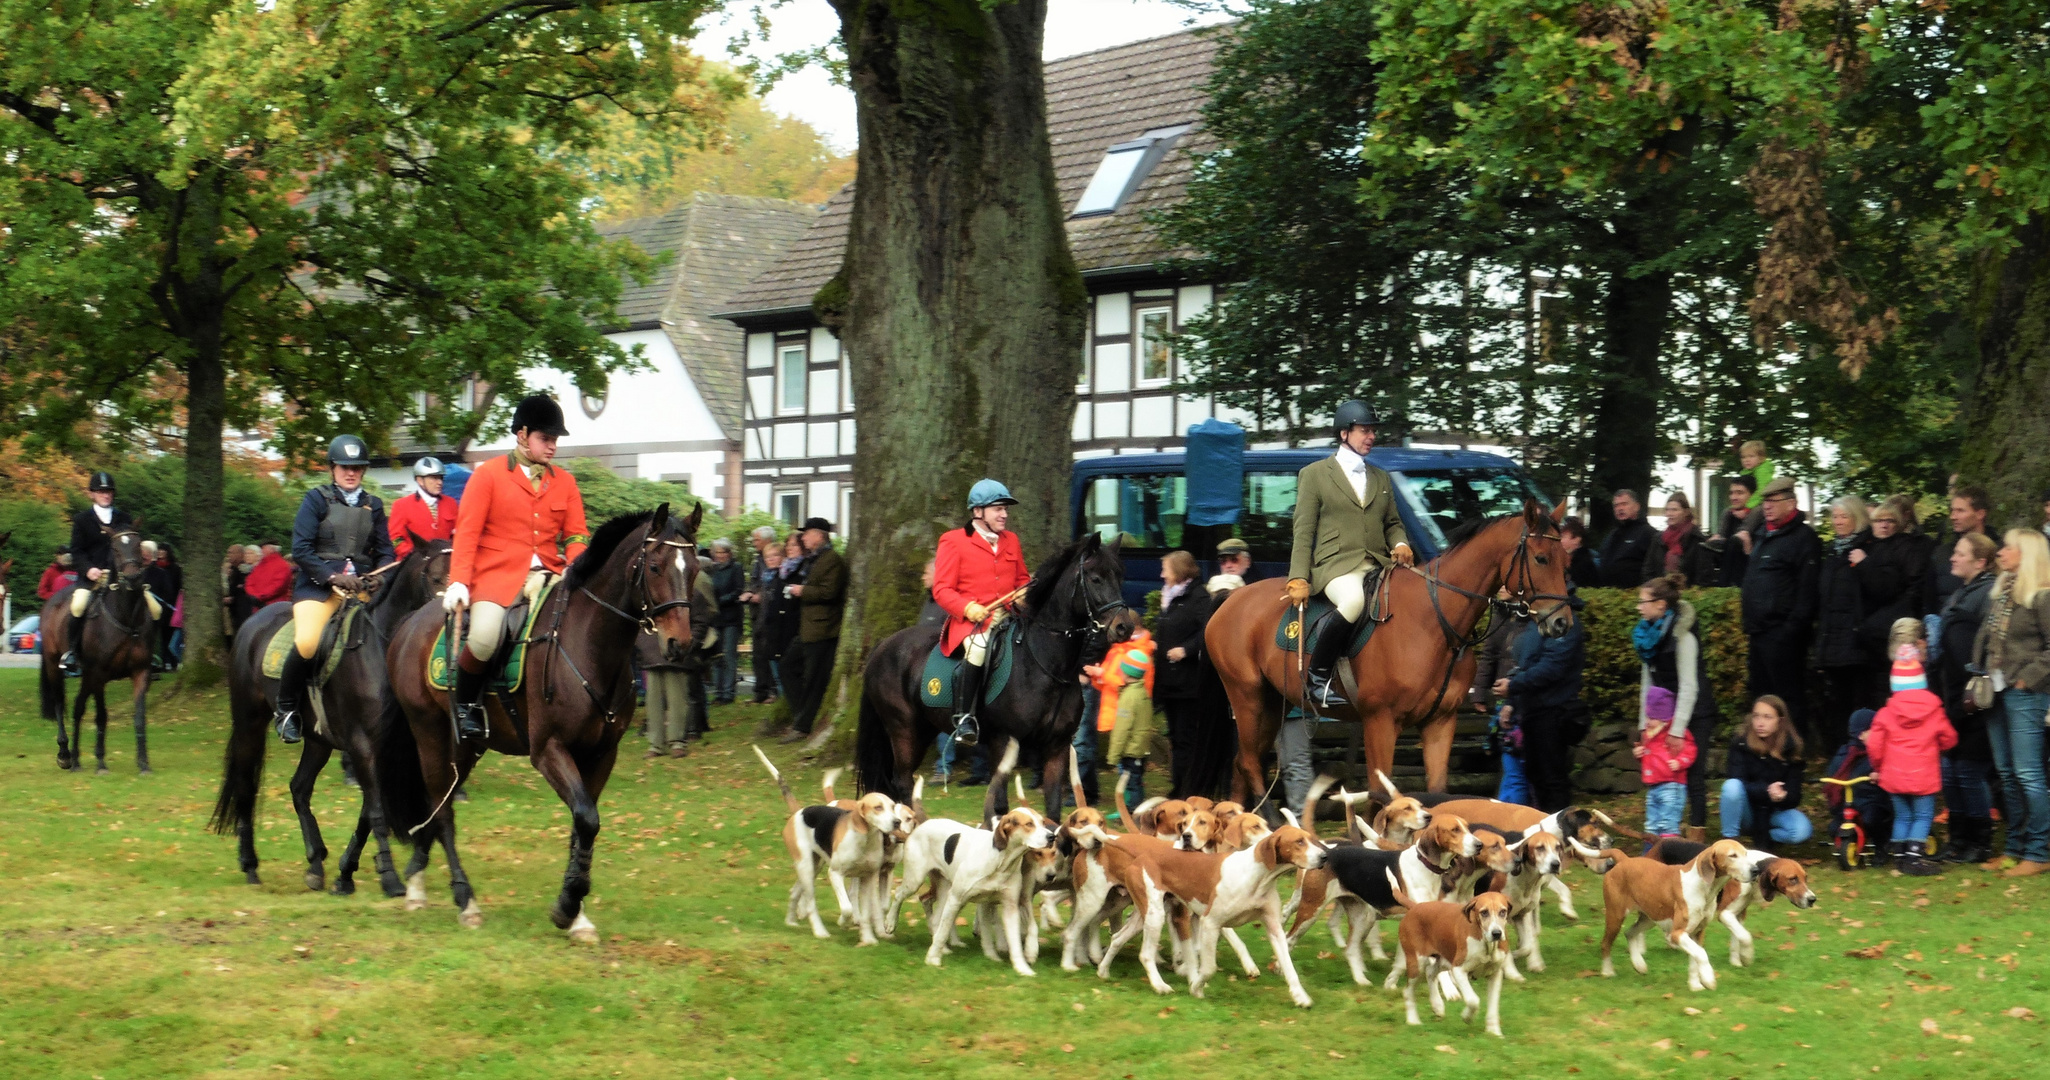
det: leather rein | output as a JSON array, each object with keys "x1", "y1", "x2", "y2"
[
  {"x1": 1399, "y1": 520, "x2": 1572, "y2": 714},
  {"x1": 532, "y1": 530, "x2": 696, "y2": 723}
]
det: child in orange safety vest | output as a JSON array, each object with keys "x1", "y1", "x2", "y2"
[{"x1": 1087, "y1": 628, "x2": 1156, "y2": 802}]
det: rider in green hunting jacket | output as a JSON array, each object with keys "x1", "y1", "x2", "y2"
[{"x1": 1285, "y1": 399, "x2": 1413, "y2": 706}]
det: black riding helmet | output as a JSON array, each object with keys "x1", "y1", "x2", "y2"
[
  {"x1": 88, "y1": 471, "x2": 116, "y2": 493},
  {"x1": 328, "y1": 435, "x2": 371, "y2": 466},
  {"x1": 1333, "y1": 399, "x2": 1380, "y2": 436},
  {"x1": 510, "y1": 394, "x2": 570, "y2": 438}
]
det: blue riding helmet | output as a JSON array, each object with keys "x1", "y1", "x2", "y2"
[{"x1": 968, "y1": 478, "x2": 1018, "y2": 511}]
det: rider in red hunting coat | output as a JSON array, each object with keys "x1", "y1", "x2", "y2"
[
  {"x1": 386, "y1": 456, "x2": 459, "y2": 559},
  {"x1": 931, "y1": 479, "x2": 1031, "y2": 746}
]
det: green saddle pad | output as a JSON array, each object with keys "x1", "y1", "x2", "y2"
[
  {"x1": 261, "y1": 605, "x2": 362, "y2": 682},
  {"x1": 1276, "y1": 596, "x2": 1379, "y2": 658},
  {"x1": 426, "y1": 577, "x2": 560, "y2": 694},
  {"x1": 919, "y1": 626, "x2": 1016, "y2": 709}
]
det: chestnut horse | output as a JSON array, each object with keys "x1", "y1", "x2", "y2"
[
  {"x1": 1205, "y1": 501, "x2": 1572, "y2": 804},
  {"x1": 380, "y1": 503, "x2": 701, "y2": 940}
]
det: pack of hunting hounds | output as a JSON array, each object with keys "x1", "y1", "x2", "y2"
[{"x1": 751, "y1": 745, "x2": 1817, "y2": 1039}]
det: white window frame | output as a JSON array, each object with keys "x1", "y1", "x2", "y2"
[
  {"x1": 775, "y1": 489, "x2": 804, "y2": 526},
  {"x1": 777, "y1": 343, "x2": 807, "y2": 416},
  {"x1": 1076, "y1": 303, "x2": 1092, "y2": 393},
  {"x1": 1135, "y1": 304, "x2": 1174, "y2": 388}
]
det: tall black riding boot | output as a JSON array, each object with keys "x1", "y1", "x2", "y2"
[
  {"x1": 452, "y1": 663, "x2": 488, "y2": 742},
  {"x1": 274, "y1": 649, "x2": 313, "y2": 744},
  {"x1": 1302, "y1": 616, "x2": 1357, "y2": 708},
  {"x1": 61, "y1": 609, "x2": 86, "y2": 674},
  {"x1": 951, "y1": 661, "x2": 985, "y2": 747}
]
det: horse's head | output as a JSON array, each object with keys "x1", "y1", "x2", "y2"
[
  {"x1": 1507, "y1": 499, "x2": 1574, "y2": 638},
  {"x1": 639, "y1": 501, "x2": 706, "y2": 662},
  {"x1": 108, "y1": 528, "x2": 149, "y2": 583},
  {"x1": 1068, "y1": 532, "x2": 1136, "y2": 644},
  {"x1": 414, "y1": 536, "x2": 453, "y2": 596}
]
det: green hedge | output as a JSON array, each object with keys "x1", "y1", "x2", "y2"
[{"x1": 1574, "y1": 586, "x2": 1750, "y2": 734}]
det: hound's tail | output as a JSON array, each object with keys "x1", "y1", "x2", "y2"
[
  {"x1": 982, "y1": 740, "x2": 1022, "y2": 826},
  {"x1": 909, "y1": 775, "x2": 928, "y2": 826},
  {"x1": 1374, "y1": 769, "x2": 1403, "y2": 803},
  {"x1": 1303, "y1": 774, "x2": 1337, "y2": 838},
  {"x1": 1384, "y1": 868, "x2": 1417, "y2": 911},
  {"x1": 821, "y1": 766, "x2": 844, "y2": 804},
  {"x1": 1587, "y1": 807, "x2": 1650, "y2": 842},
  {"x1": 753, "y1": 744, "x2": 801, "y2": 813},
  {"x1": 1068, "y1": 745, "x2": 1088, "y2": 810}
]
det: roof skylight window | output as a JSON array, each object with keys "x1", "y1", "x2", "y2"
[{"x1": 1071, "y1": 125, "x2": 1190, "y2": 218}]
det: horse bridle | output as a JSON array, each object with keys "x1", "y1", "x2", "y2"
[
  {"x1": 1404, "y1": 519, "x2": 1571, "y2": 624},
  {"x1": 540, "y1": 527, "x2": 696, "y2": 720}
]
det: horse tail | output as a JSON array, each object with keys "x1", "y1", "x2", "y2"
[
  {"x1": 374, "y1": 695, "x2": 434, "y2": 856},
  {"x1": 752, "y1": 744, "x2": 801, "y2": 813},
  {"x1": 208, "y1": 686, "x2": 270, "y2": 837},
  {"x1": 39, "y1": 654, "x2": 63, "y2": 721},
  {"x1": 854, "y1": 678, "x2": 904, "y2": 803}
]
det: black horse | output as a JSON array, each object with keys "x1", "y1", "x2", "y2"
[
  {"x1": 209, "y1": 536, "x2": 451, "y2": 896},
  {"x1": 39, "y1": 527, "x2": 156, "y2": 773},
  {"x1": 856, "y1": 532, "x2": 1135, "y2": 819}
]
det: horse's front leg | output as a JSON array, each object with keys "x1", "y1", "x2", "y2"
[
  {"x1": 288, "y1": 739, "x2": 334, "y2": 892},
  {"x1": 1039, "y1": 742, "x2": 1070, "y2": 821},
  {"x1": 130, "y1": 670, "x2": 152, "y2": 774},
  {"x1": 532, "y1": 738, "x2": 601, "y2": 942},
  {"x1": 91, "y1": 683, "x2": 110, "y2": 774},
  {"x1": 1359, "y1": 707, "x2": 1399, "y2": 797}
]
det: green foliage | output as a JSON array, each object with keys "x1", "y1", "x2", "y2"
[
  {"x1": 0, "y1": 500, "x2": 67, "y2": 609},
  {"x1": 102, "y1": 457, "x2": 301, "y2": 553},
  {"x1": 560, "y1": 458, "x2": 705, "y2": 526},
  {"x1": 1575, "y1": 587, "x2": 1750, "y2": 733}
]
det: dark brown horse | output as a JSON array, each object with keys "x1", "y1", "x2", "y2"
[
  {"x1": 209, "y1": 537, "x2": 451, "y2": 896},
  {"x1": 1205, "y1": 502, "x2": 1572, "y2": 803},
  {"x1": 854, "y1": 533, "x2": 1136, "y2": 819},
  {"x1": 39, "y1": 526, "x2": 156, "y2": 773},
  {"x1": 381, "y1": 503, "x2": 701, "y2": 938}
]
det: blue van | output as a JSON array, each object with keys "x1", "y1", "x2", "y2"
[{"x1": 1071, "y1": 448, "x2": 1551, "y2": 608}]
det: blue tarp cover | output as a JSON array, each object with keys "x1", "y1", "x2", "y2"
[{"x1": 1184, "y1": 418, "x2": 1245, "y2": 526}]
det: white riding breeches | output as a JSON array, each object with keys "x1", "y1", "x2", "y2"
[
  {"x1": 465, "y1": 570, "x2": 549, "y2": 662},
  {"x1": 1321, "y1": 570, "x2": 1369, "y2": 623},
  {"x1": 963, "y1": 609, "x2": 1009, "y2": 667}
]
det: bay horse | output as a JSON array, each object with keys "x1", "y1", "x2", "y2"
[
  {"x1": 381, "y1": 503, "x2": 701, "y2": 939},
  {"x1": 1205, "y1": 500, "x2": 1572, "y2": 805},
  {"x1": 39, "y1": 526, "x2": 156, "y2": 773},
  {"x1": 209, "y1": 536, "x2": 451, "y2": 897},
  {"x1": 855, "y1": 532, "x2": 1137, "y2": 819}
]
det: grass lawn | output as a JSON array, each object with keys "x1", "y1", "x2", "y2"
[{"x1": 2, "y1": 667, "x2": 2046, "y2": 1079}]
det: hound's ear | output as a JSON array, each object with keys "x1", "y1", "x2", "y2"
[
  {"x1": 1759, "y1": 865, "x2": 1782, "y2": 901},
  {"x1": 992, "y1": 818, "x2": 1014, "y2": 850},
  {"x1": 1462, "y1": 898, "x2": 1481, "y2": 924}
]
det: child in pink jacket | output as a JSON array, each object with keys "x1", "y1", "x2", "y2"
[
  {"x1": 1635, "y1": 686, "x2": 1697, "y2": 841},
  {"x1": 1867, "y1": 623, "x2": 1957, "y2": 876}
]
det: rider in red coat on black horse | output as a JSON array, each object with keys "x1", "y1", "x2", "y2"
[{"x1": 931, "y1": 479, "x2": 1032, "y2": 748}]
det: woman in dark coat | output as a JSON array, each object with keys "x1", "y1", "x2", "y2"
[
  {"x1": 1853, "y1": 501, "x2": 1929, "y2": 657},
  {"x1": 1635, "y1": 574, "x2": 1719, "y2": 832},
  {"x1": 1934, "y1": 533, "x2": 1999, "y2": 863},
  {"x1": 1719, "y1": 695, "x2": 1813, "y2": 849},
  {"x1": 1154, "y1": 551, "x2": 1222, "y2": 800},
  {"x1": 1641, "y1": 493, "x2": 1719, "y2": 588},
  {"x1": 1816, "y1": 497, "x2": 1875, "y2": 751}
]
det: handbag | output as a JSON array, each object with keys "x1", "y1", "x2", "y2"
[{"x1": 1964, "y1": 671, "x2": 1996, "y2": 712}]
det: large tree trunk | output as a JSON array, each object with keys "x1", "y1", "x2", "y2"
[
  {"x1": 819, "y1": 0, "x2": 1086, "y2": 733},
  {"x1": 1959, "y1": 213, "x2": 2050, "y2": 529},
  {"x1": 1587, "y1": 261, "x2": 1672, "y2": 536},
  {"x1": 179, "y1": 336, "x2": 228, "y2": 682}
]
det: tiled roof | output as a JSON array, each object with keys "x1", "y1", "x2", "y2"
[
  {"x1": 656, "y1": 194, "x2": 818, "y2": 440},
  {"x1": 721, "y1": 27, "x2": 1222, "y2": 316}
]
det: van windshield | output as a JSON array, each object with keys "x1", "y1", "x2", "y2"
[
  {"x1": 1080, "y1": 471, "x2": 1298, "y2": 560},
  {"x1": 1389, "y1": 468, "x2": 1549, "y2": 552}
]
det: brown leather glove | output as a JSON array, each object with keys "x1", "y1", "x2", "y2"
[{"x1": 1284, "y1": 578, "x2": 1311, "y2": 604}]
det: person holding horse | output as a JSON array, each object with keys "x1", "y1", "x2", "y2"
[
  {"x1": 1284, "y1": 400, "x2": 1415, "y2": 707},
  {"x1": 61, "y1": 471, "x2": 145, "y2": 674},
  {"x1": 274, "y1": 435, "x2": 396, "y2": 744},
  {"x1": 388, "y1": 456, "x2": 460, "y2": 560},
  {"x1": 440, "y1": 394, "x2": 589, "y2": 742},
  {"x1": 932, "y1": 479, "x2": 1033, "y2": 748}
]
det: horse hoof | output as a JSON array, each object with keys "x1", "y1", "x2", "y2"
[
  {"x1": 136, "y1": 766, "x2": 153, "y2": 776},
  {"x1": 566, "y1": 911, "x2": 597, "y2": 943},
  {"x1": 404, "y1": 872, "x2": 428, "y2": 911},
  {"x1": 244, "y1": 871, "x2": 262, "y2": 886},
  {"x1": 379, "y1": 876, "x2": 406, "y2": 899},
  {"x1": 96, "y1": 764, "x2": 110, "y2": 775},
  {"x1": 304, "y1": 871, "x2": 326, "y2": 892},
  {"x1": 549, "y1": 902, "x2": 576, "y2": 931},
  {"x1": 332, "y1": 879, "x2": 357, "y2": 897},
  {"x1": 459, "y1": 900, "x2": 484, "y2": 929}
]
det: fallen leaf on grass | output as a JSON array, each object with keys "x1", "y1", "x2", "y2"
[
  {"x1": 1434, "y1": 1045, "x2": 1457, "y2": 1054},
  {"x1": 1920, "y1": 1018, "x2": 1940, "y2": 1035},
  {"x1": 2006, "y1": 1007, "x2": 2037, "y2": 1020},
  {"x1": 1651, "y1": 1039, "x2": 1673, "y2": 1050},
  {"x1": 1683, "y1": 1007, "x2": 1702, "y2": 1016},
  {"x1": 1732, "y1": 1024, "x2": 1747, "y2": 1031},
  {"x1": 1905, "y1": 950, "x2": 1924, "y2": 961},
  {"x1": 1692, "y1": 1050, "x2": 1710, "y2": 1058},
  {"x1": 1328, "y1": 1051, "x2": 1346, "y2": 1059},
  {"x1": 1846, "y1": 940, "x2": 1894, "y2": 959},
  {"x1": 1061, "y1": 1045, "x2": 1074, "y2": 1054}
]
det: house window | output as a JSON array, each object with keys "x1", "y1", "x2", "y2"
[
  {"x1": 1071, "y1": 125, "x2": 1191, "y2": 217},
  {"x1": 1076, "y1": 304, "x2": 1092, "y2": 392},
  {"x1": 775, "y1": 489, "x2": 803, "y2": 527},
  {"x1": 1136, "y1": 305, "x2": 1173, "y2": 386},
  {"x1": 778, "y1": 344, "x2": 807, "y2": 414},
  {"x1": 838, "y1": 485, "x2": 854, "y2": 540}
]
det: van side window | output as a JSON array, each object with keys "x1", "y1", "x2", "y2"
[{"x1": 1082, "y1": 475, "x2": 1186, "y2": 551}]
